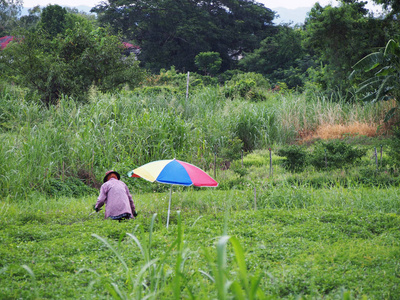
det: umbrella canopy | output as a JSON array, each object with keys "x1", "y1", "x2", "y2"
[
  {"x1": 128, "y1": 159, "x2": 218, "y2": 228},
  {"x1": 128, "y1": 159, "x2": 218, "y2": 187}
]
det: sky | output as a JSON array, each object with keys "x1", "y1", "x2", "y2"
[{"x1": 21, "y1": 0, "x2": 379, "y2": 10}]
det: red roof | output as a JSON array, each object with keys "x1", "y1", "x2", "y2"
[
  {"x1": 122, "y1": 42, "x2": 140, "y2": 49},
  {"x1": 0, "y1": 36, "x2": 14, "y2": 50}
]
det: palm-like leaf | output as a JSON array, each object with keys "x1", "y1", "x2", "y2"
[
  {"x1": 352, "y1": 52, "x2": 383, "y2": 74},
  {"x1": 352, "y1": 39, "x2": 400, "y2": 122}
]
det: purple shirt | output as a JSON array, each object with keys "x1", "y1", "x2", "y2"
[{"x1": 95, "y1": 178, "x2": 135, "y2": 219}]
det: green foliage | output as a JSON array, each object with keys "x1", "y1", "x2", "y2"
[
  {"x1": 351, "y1": 39, "x2": 400, "y2": 122},
  {"x1": 0, "y1": 15, "x2": 145, "y2": 105},
  {"x1": 145, "y1": 67, "x2": 219, "y2": 92},
  {"x1": 92, "y1": 0, "x2": 275, "y2": 73},
  {"x1": 303, "y1": 1, "x2": 393, "y2": 92},
  {"x1": 0, "y1": 0, "x2": 22, "y2": 35},
  {"x1": 17, "y1": 6, "x2": 41, "y2": 30},
  {"x1": 44, "y1": 178, "x2": 97, "y2": 198},
  {"x1": 231, "y1": 166, "x2": 249, "y2": 179},
  {"x1": 219, "y1": 137, "x2": 244, "y2": 161},
  {"x1": 239, "y1": 24, "x2": 311, "y2": 89},
  {"x1": 229, "y1": 103, "x2": 273, "y2": 152},
  {"x1": 277, "y1": 145, "x2": 308, "y2": 172},
  {"x1": 39, "y1": 4, "x2": 67, "y2": 36},
  {"x1": 309, "y1": 140, "x2": 367, "y2": 170},
  {"x1": 194, "y1": 52, "x2": 222, "y2": 76},
  {"x1": 388, "y1": 126, "x2": 400, "y2": 163},
  {"x1": 224, "y1": 72, "x2": 270, "y2": 101},
  {"x1": 134, "y1": 85, "x2": 180, "y2": 96}
]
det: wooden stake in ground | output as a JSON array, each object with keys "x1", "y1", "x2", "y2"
[{"x1": 186, "y1": 72, "x2": 190, "y2": 101}]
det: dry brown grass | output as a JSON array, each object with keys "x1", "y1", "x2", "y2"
[{"x1": 307, "y1": 122, "x2": 378, "y2": 141}]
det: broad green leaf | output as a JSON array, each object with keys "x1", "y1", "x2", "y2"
[{"x1": 352, "y1": 52, "x2": 382, "y2": 72}]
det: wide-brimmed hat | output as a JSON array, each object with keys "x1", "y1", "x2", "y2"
[{"x1": 103, "y1": 170, "x2": 120, "y2": 183}]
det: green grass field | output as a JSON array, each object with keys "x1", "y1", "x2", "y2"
[{"x1": 1, "y1": 184, "x2": 399, "y2": 299}]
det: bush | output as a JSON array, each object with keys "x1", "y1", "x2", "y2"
[
  {"x1": 309, "y1": 140, "x2": 367, "y2": 170},
  {"x1": 44, "y1": 178, "x2": 97, "y2": 198},
  {"x1": 219, "y1": 137, "x2": 244, "y2": 161},
  {"x1": 356, "y1": 166, "x2": 400, "y2": 187},
  {"x1": 223, "y1": 72, "x2": 270, "y2": 102},
  {"x1": 148, "y1": 67, "x2": 218, "y2": 91},
  {"x1": 277, "y1": 145, "x2": 308, "y2": 172}
]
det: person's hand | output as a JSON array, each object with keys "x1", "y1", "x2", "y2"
[
  {"x1": 93, "y1": 205, "x2": 99, "y2": 212},
  {"x1": 133, "y1": 210, "x2": 138, "y2": 217}
]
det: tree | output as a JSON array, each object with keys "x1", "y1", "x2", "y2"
[
  {"x1": 303, "y1": 0, "x2": 392, "y2": 91},
  {"x1": 39, "y1": 4, "x2": 67, "y2": 36},
  {"x1": 238, "y1": 24, "x2": 310, "y2": 88},
  {"x1": 1, "y1": 13, "x2": 145, "y2": 105},
  {"x1": 195, "y1": 52, "x2": 222, "y2": 76},
  {"x1": 92, "y1": 0, "x2": 276, "y2": 72},
  {"x1": 0, "y1": 0, "x2": 22, "y2": 35}
]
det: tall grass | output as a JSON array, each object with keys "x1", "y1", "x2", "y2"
[{"x1": 0, "y1": 82, "x2": 393, "y2": 199}]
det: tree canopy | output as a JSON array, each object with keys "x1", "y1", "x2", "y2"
[
  {"x1": 1, "y1": 5, "x2": 145, "y2": 105},
  {"x1": 302, "y1": 0, "x2": 396, "y2": 91},
  {"x1": 92, "y1": 0, "x2": 276, "y2": 72},
  {"x1": 2, "y1": 0, "x2": 400, "y2": 102}
]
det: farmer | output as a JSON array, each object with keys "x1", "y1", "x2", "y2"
[{"x1": 94, "y1": 170, "x2": 137, "y2": 221}]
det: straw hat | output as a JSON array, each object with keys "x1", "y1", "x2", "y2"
[{"x1": 103, "y1": 170, "x2": 120, "y2": 183}]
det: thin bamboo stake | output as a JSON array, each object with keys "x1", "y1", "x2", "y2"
[{"x1": 186, "y1": 72, "x2": 190, "y2": 101}]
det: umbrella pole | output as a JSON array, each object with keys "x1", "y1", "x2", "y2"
[{"x1": 167, "y1": 185, "x2": 172, "y2": 228}]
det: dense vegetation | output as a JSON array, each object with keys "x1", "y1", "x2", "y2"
[
  {"x1": 1, "y1": 72, "x2": 400, "y2": 298},
  {"x1": 1, "y1": 0, "x2": 400, "y2": 299}
]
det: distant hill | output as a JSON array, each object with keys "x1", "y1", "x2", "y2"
[{"x1": 22, "y1": 5, "x2": 311, "y2": 25}]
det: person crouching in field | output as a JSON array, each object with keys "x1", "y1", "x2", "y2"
[{"x1": 94, "y1": 170, "x2": 137, "y2": 221}]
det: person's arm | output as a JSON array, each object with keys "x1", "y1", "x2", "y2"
[{"x1": 95, "y1": 184, "x2": 108, "y2": 211}]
